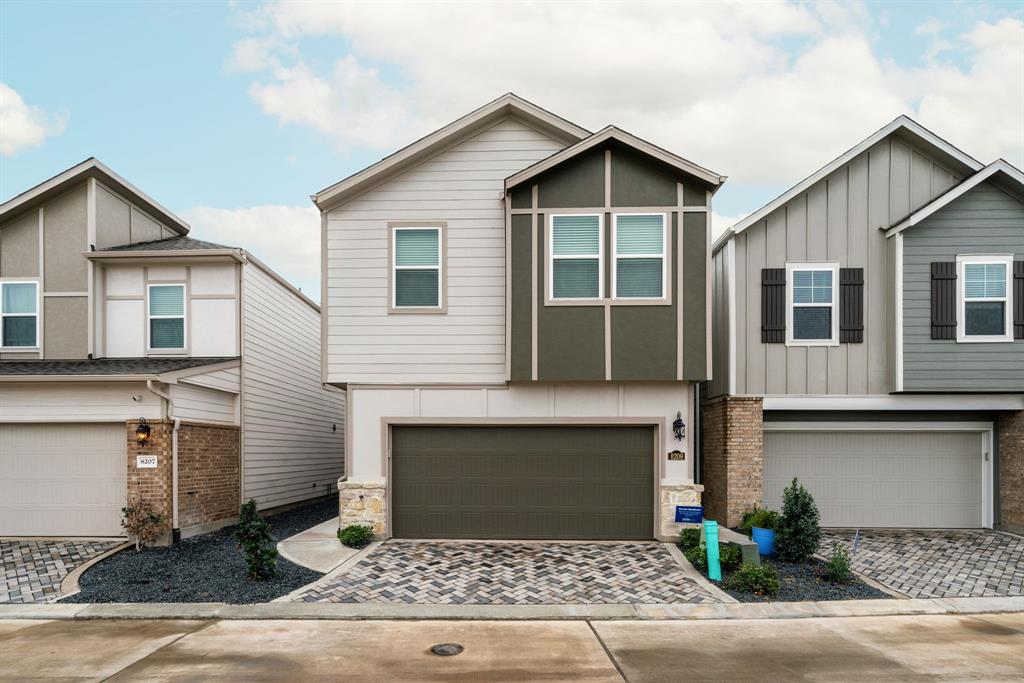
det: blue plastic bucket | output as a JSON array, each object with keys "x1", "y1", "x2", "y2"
[{"x1": 751, "y1": 527, "x2": 776, "y2": 556}]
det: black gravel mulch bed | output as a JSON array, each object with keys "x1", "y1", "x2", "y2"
[
  {"x1": 65, "y1": 495, "x2": 337, "y2": 604},
  {"x1": 718, "y1": 557, "x2": 890, "y2": 603}
]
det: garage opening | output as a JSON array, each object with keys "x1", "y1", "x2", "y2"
[{"x1": 390, "y1": 425, "x2": 654, "y2": 540}]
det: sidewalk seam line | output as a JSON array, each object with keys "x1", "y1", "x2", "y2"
[
  {"x1": 98, "y1": 619, "x2": 216, "y2": 682},
  {"x1": 587, "y1": 619, "x2": 629, "y2": 683}
]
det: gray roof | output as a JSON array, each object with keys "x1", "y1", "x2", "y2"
[
  {"x1": 0, "y1": 357, "x2": 238, "y2": 376},
  {"x1": 100, "y1": 236, "x2": 239, "y2": 252}
]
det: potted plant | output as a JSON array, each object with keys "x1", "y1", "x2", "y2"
[{"x1": 741, "y1": 507, "x2": 780, "y2": 557}]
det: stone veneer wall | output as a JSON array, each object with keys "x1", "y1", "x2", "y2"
[
  {"x1": 177, "y1": 422, "x2": 240, "y2": 532},
  {"x1": 997, "y1": 410, "x2": 1024, "y2": 533},
  {"x1": 126, "y1": 419, "x2": 173, "y2": 541},
  {"x1": 659, "y1": 483, "x2": 704, "y2": 539},
  {"x1": 700, "y1": 396, "x2": 764, "y2": 528},
  {"x1": 338, "y1": 480, "x2": 386, "y2": 536}
]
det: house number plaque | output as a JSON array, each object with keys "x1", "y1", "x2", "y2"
[
  {"x1": 136, "y1": 455, "x2": 158, "y2": 468},
  {"x1": 667, "y1": 450, "x2": 685, "y2": 461}
]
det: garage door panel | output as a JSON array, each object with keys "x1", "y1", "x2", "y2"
[{"x1": 764, "y1": 430, "x2": 981, "y2": 528}]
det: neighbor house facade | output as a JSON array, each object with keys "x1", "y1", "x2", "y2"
[
  {"x1": 0, "y1": 159, "x2": 344, "y2": 539},
  {"x1": 706, "y1": 117, "x2": 1024, "y2": 533},
  {"x1": 317, "y1": 94, "x2": 724, "y2": 540}
]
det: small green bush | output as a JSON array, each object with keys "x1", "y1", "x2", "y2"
[
  {"x1": 235, "y1": 499, "x2": 278, "y2": 580},
  {"x1": 775, "y1": 478, "x2": 822, "y2": 563},
  {"x1": 338, "y1": 524, "x2": 374, "y2": 548},
  {"x1": 678, "y1": 527, "x2": 701, "y2": 550},
  {"x1": 724, "y1": 563, "x2": 780, "y2": 597},
  {"x1": 739, "y1": 507, "x2": 780, "y2": 537},
  {"x1": 719, "y1": 544, "x2": 744, "y2": 571},
  {"x1": 822, "y1": 543, "x2": 853, "y2": 584},
  {"x1": 684, "y1": 544, "x2": 707, "y2": 572}
]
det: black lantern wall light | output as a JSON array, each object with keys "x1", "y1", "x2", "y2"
[
  {"x1": 135, "y1": 418, "x2": 151, "y2": 444},
  {"x1": 672, "y1": 412, "x2": 686, "y2": 441}
]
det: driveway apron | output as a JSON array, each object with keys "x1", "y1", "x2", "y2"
[{"x1": 1, "y1": 539, "x2": 121, "y2": 604}]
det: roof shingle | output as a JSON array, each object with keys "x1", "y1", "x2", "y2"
[
  {"x1": 0, "y1": 357, "x2": 238, "y2": 376},
  {"x1": 99, "y1": 236, "x2": 239, "y2": 252}
]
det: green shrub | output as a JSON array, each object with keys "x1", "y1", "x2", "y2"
[
  {"x1": 684, "y1": 544, "x2": 707, "y2": 572},
  {"x1": 338, "y1": 524, "x2": 374, "y2": 548},
  {"x1": 678, "y1": 527, "x2": 701, "y2": 550},
  {"x1": 724, "y1": 563, "x2": 780, "y2": 597},
  {"x1": 775, "y1": 478, "x2": 822, "y2": 563},
  {"x1": 235, "y1": 499, "x2": 278, "y2": 580},
  {"x1": 822, "y1": 543, "x2": 853, "y2": 584},
  {"x1": 739, "y1": 507, "x2": 781, "y2": 537},
  {"x1": 719, "y1": 544, "x2": 744, "y2": 571}
]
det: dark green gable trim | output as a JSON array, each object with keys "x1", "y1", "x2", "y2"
[
  {"x1": 610, "y1": 143, "x2": 677, "y2": 207},
  {"x1": 510, "y1": 188, "x2": 532, "y2": 209},
  {"x1": 510, "y1": 213, "x2": 533, "y2": 380},
  {"x1": 682, "y1": 211, "x2": 707, "y2": 378},
  {"x1": 537, "y1": 147, "x2": 604, "y2": 208}
]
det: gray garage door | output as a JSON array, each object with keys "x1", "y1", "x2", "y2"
[
  {"x1": 764, "y1": 429, "x2": 983, "y2": 528},
  {"x1": 391, "y1": 425, "x2": 654, "y2": 539}
]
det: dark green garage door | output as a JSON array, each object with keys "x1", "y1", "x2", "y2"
[{"x1": 391, "y1": 425, "x2": 654, "y2": 540}]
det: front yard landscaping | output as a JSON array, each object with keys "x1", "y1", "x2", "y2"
[{"x1": 64, "y1": 495, "x2": 337, "y2": 604}]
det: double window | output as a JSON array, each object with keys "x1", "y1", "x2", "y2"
[
  {"x1": 786, "y1": 263, "x2": 838, "y2": 345},
  {"x1": 958, "y1": 255, "x2": 1012, "y2": 342},
  {"x1": 549, "y1": 213, "x2": 666, "y2": 301},
  {"x1": 1, "y1": 281, "x2": 39, "y2": 348},
  {"x1": 148, "y1": 284, "x2": 186, "y2": 350},
  {"x1": 392, "y1": 226, "x2": 443, "y2": 310}
]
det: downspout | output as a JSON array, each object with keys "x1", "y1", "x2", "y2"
[{"x1": 147, "y1": 379, "x2": 181, "y2": 543}]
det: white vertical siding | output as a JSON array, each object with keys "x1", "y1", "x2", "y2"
[
  {"x1": 325, "y1": 117, "x2": 567, "y2": 384},
  {"x1": 242, "y1": 261, "x2": 345, "y2": 509}
]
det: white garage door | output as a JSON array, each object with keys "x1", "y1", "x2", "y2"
[
  {"x1": 0, "y1": 424, "x2": 126, "y2": 536},
  {"x1": 764, "y1": 429, "x2": 983, "y2": 528}
]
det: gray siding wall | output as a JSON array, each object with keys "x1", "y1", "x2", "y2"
[
  {"x1": 715, "y1": 136, "x2": 963, "y2": 396},
  {"x1": 242, "y1": 261, "x2": 345, "y2": 510},
  {"x1": 902, "y1": 182, "x2": 1024, "y2": 391}
]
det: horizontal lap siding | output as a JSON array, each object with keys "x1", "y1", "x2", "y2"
[
  {"x1": 325, "y1": 117, "x2": 566, "y2": 384},
  {"x1": 168, "y1": 383, "x2": 236, "y2": 425},
  {"x1": 902, "y1": 182, "x2": 1024, "y2": 391},
  {"x1": 242, "y1": 264, "x2": 345, "y2": 510}
]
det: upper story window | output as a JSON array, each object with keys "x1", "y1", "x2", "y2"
[
  {"x1": 786, "y1": 263, "x2": 838, "y2": 345},
  {"x1": 392, "y1": 226, "x2": 443, "y2": 310},
  {"x1": 148, "y1": 284, "x2": 186, "y2": 350},
  {"x1": 958, "y1": 255, "x2": 1012, "y2": 342},
  {"x1": 1, "y1": 281, "x2": 39, "y2": 348},
  {"x1": 550, "y1": 214, "x2": 602, "y2": 300},
  {"x1": 613, "y1": 213, "x2": 666, "y2": 299}
]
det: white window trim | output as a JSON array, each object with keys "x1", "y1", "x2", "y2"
[
  {"x1": 785, "y1": 262, "x2": 839, "y2": 347},
  {"x1": 548, "y1": 213, "x2": 604, "y2": 301},
  {"x1": 611, "y1": 212, "x2": 667, "y2": 300},
  {"x1": 0, "y1": 280, "x2": 40, "y2": 350},
  {"x1": 391, "y1": 226, "x2": 443, "y2": 310},
  {"x1": 147, "y1": 283, "x2": 187, "y2": 351},
  {"x1": 956, "y1": 254, "x2": 1013, "y2": 343}
]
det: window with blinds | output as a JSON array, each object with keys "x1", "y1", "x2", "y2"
[
  {"x1": 1, "y1": 281, "x2": 38, "y2": 348},
  {"x1": 958, "y1": 256, "x2": 1012, "y2": 341},
  {"x1": 393, "y1": 227, "x2": 442, "y2": 308},
  {"x1": 786, "y1": 264, "x2": 838, "y2": 345},
  {"x1": 613, "y1": 214, "x2": 665, "y2": 298},
  {"x1": 551, "y1": 214, "x2": 602, "y2": 299},
  {"x1": 148, "y1": 284, "x2": 185, "y2": 349}
]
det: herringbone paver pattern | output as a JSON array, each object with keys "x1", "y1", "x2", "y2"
[
  {"x1": 1, "y1": 539, "x2": 120, "y2": 604},
  {"x1": 822, "y1": 529, "x2": 1024, "y2": 599},
  {"x1": 295, "y1": 541, "x2": 720, "y2": 604}
]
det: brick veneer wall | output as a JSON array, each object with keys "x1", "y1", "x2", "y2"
[
  {"x1": 997, "y1": 410, "x2": 1024, "y2": 533},
  {"x1": 700, "y1": 396, "x2": 764, "y2": 527},
  {"x1": 177, "y1": 422, "x2": 240, "y2": 531},
  {"x1": 126, "y1": 420, "x2": 173, "y2": 539}
]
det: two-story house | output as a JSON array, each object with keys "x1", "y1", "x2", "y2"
[
  {"x1": 0, "y1": 158, "x2": 344, "y2": 540},
  {"x1": 317, "y1": 94, "x2": 725, "y2": 540},
  {"x1": 706, "y1": 118, "x2": 1024, "y2": 533}
]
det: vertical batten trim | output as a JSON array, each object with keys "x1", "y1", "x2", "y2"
[
  {"x1": 37, "y1": 207, "x2": 45, "y2": 359},
  {"x1": 676, "y1": 181, "x2": 685, "y2": 380},
  {"x1": 727, "y1": 239, "x2": 737, "y2": 395},
  {"x1": 604, "y1": 303, "x2": 611, "y2": 379},
  {"x1": 895, "y1": 233, "x2": 904, "y2": 392},
  {"x1": 504, "y1": 193, "x2": 512, "y2": 381},
  {"x1": 185, "y1": 266, "x2": 193, "y2": 354},
  {"x1": 320, "y1": 212, "x2": 328, "y2": 382},
  {"x1": 86, "y1": 178, "x2": 96, "y2": 358},
  {"x1": 531, "y1": 184, "x2": 539, "y2": 380},
  {"x1": 706, "y1": 190, "x2": 713, "y2": 379}
]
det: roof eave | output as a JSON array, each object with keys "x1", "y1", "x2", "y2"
[{"x1": 84, "y1": 249, "x2": 245, "y2": 262}]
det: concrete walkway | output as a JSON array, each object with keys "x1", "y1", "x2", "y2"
[
  {"x1": 276, "y1": 518, "x2": 359, "y2": 573},
  {"x1": 3, "y1": 612, "x2": 1021, "y2": 681}
]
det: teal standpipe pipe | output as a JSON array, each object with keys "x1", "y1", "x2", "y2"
[{"x1": 703, "y1": 520, "x2": 722, "y2": 581}]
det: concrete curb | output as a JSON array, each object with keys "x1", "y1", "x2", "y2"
[
  {"x1": 56, "y1": 541, "x2": 133, "y2": 603},
  {"x1": 3, "y1": 595, "x2": 1021, "y2": 622}
]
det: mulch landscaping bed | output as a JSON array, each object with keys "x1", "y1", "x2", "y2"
[
  {"x1": 65, "y1": 496, "x2": 337, "y2": 604},
  {"x1": 718, "y1": 557, "x2": 890, "y2": 603}
]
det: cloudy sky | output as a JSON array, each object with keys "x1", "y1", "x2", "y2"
[{"x1": 2, "y1": 0, "x2": 1022, "y2": 300}]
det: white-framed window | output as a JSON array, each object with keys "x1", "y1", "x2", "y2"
[
  {"x1": 786, "y1": 263, "x2": 839, "y2": 345},
  {"x1": 957, "y1": 254, "x2": 1013, "y2": 342},
  {"x1": 392, "y1": 226, "x2": 442, "y2": 309},
  {"x1": 0, "y1": 281, "x2": 39, "y2": 349},
  {"x1": 612, "y1": 213, "x2": 667, "y2": 299},
  {"x1": 549, "y1": 213, "x2": 603, "y2": 300},
  {"x1": 148, "y1": 283, "x2": 186, "y2": 350}
]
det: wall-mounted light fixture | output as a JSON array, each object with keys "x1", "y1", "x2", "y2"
[
  {"x1": 135, "y1": 418, "x2": 152, "y2": 445},
  {"x1": 672, "y1": 411, "x2": 685, "y2": 441}
]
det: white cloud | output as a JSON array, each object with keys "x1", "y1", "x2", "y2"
[
  {"x1": 180, "y1": 205, "x2": 321, "y2": 301},
  {"x1": 0, "y1": 83, "x2": 67, "y2": 156}
]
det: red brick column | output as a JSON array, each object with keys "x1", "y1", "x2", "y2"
[
  {"x1": 997, "y1": 410, "x2": 1024, "y2": 533},
  {"x1": 177, "y1": 423, "x2": 240, "y2": 531},
  {"x1": 700, "y1": 396, "x2": 764, "y2": 528},
  {"x1": 126, "y1": 420, "x2": 173, "y2": 539}
]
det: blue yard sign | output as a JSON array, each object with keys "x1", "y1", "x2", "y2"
[
  {"x1": 675, "y1": 505, "x2": 703, "y2": 524},
  {"x1": 704, "y1": 520, "x2": 722, "y2": 581}
]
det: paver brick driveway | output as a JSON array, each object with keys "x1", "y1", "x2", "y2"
[
  {"x1": 822, "y1": 529, "x2": 1024, "y2": 599},
  {"x1": 295, "y1": 541, "x2": 720, "y2": 604},
  {"x1": 1, "y1": 539, "x2": 121, "y2": 604}
]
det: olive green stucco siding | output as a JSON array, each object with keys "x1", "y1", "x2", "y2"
[
  {"x1": 609, "y1": 144, "x2": 676, "y2": 207},
  {"x1": 510, "y1": 214, "x2": 533, "y2": 381},
  {"x1": 536, "y1": 147, "x2": 604, "y2": 208}
]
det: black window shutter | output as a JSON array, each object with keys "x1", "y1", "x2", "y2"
[
  {"x1": 930, "y1": 262, "x2": 957, "y2": 340},
  {"x1": 1014, "y1": 261, "x2": 1023, "y2": 340},
  {"x1": 761, "y1": 268, "x2": 785, "y2": 343},
  {"x1": 839, "y1": 268, "x2": 864, "y2": 343}
]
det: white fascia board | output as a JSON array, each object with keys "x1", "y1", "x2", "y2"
[
  {"x1": 885, "y1": 159, "x2": 1024, "y2": 237},
  {"x1": 761, "y1": 394, "x2": 1024, "y2": 411},
  {"x1": 84, "y1": 249, "x2": 244, "y2": 262},
  {"x1": 156, "y1": 358, "x2": 241, "y2": 385}
]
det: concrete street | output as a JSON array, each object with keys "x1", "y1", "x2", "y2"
[{"x1": 1, "y1": 613, "x2": 1022, "y2": 682}]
